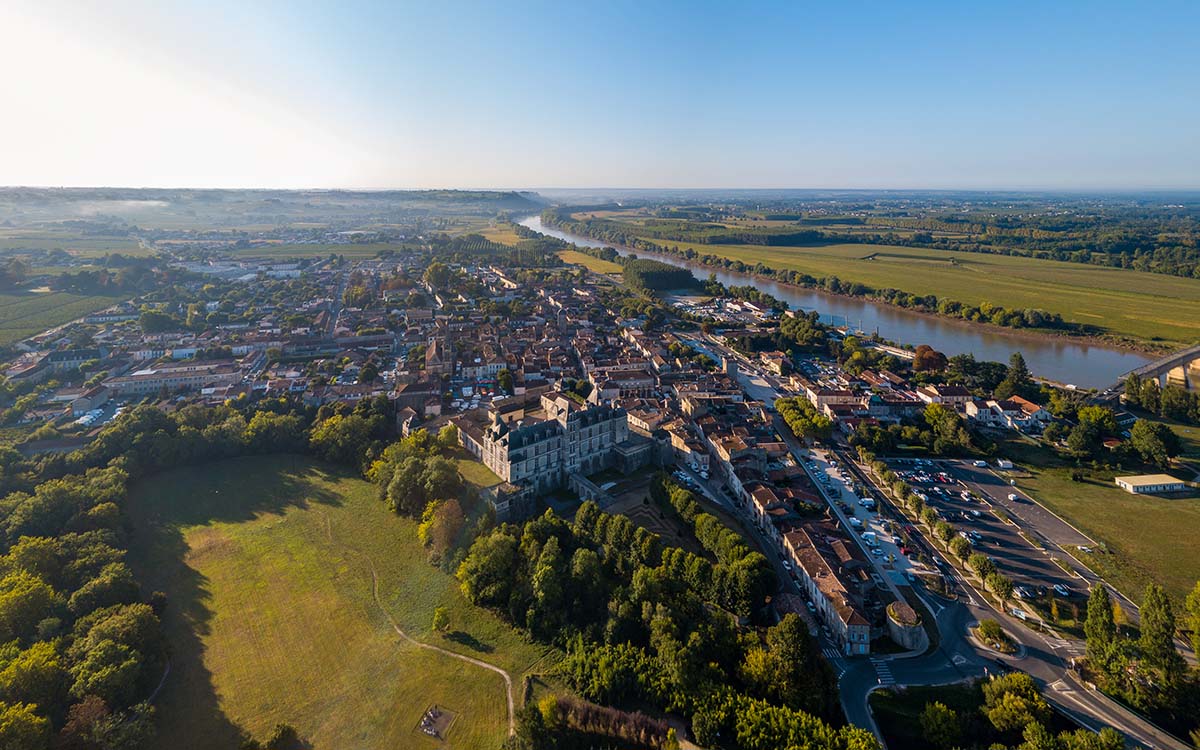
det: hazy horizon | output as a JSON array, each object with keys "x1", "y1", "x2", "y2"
[{"x1": 4, "y1": 0, "x2": 1198, "y2": 190}]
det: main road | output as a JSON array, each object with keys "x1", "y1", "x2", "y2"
[{"x1": 685, "y1": 330, "x2": 1188, "y2": 749}]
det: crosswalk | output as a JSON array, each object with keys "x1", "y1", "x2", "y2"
[
  {"x1": 872, "y1": 658, "x2": 895, "y2": 685},
  {"x1": 1046, "y1": 638, "x2": 1085, "y2": 656},
  {"x1": 822, "y1": 647, "x2": 842, "y2": 660}
]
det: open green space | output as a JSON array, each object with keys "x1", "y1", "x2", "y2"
[
  {"x1": 595, "y1": 220, "x2": 1200, "y2": 344},
  {"x1": 0, "y1": 290, "x2": 125, "y2": 344},
  {"x1": 557, "y1": 249, "x2": 623, "y2": 274},
  {"x1": 126, "y1": 455, "x2": 549, "y2": 750},
  {"x1": 999, "y1": 437, "x2": 1200, "y2": 602}
]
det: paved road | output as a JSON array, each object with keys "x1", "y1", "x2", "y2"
[
  {"x1": 848, "y1": 454, "x2": 1189, "y2": 750},
  {"x1": 682, "y1": 333, "x2": 1189, "y2": 748}
]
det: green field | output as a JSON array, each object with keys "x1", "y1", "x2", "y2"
[
  {"x1": 127, "y1": 455, "x2": 549, "y2": 749},
  {"x1": 557, "y1": 249, "x2": 623, "y2": 275},
  {"x1": 596, "y1": 220, "x2": 1200, "y2": 344},
  {"x1": 478, "y1": 225, "x2": 522, "y2": 246},
  {"x1": 0, "y1": 229, "x2": 147, "y2": 256},
  {"x1": 999, "y1": 438, "x2": 1200, "y2": 602},
  {"x1": 0, "y1": 291, "x2": 124, "y2": 345}
]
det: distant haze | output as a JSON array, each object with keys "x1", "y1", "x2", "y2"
[{"x1": 3, "y1": 0, "x2": 1198, "y2": 190}]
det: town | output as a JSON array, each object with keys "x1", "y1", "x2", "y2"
[{"x1": 2, "y1": 206, "x2": 1198, "y2": 750}]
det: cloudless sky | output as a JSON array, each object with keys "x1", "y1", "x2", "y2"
[{"x1": 2, "y1": 0, "x2": 1197, "y2": 189}]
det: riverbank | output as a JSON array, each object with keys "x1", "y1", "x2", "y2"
[
  {"x1": 518, "y1": 214, "x2": 1155, "y2": 388},
  {"x1": 538, "y1": 214, "x2": 1175, "y2": 356}
]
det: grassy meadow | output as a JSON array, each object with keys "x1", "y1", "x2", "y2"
[
  {"x1": 557, "y1": 249, "x2": 624, "y2": 275},
  {"x1": 127, "y1": 455, "x2": 549, "y2": 750}
]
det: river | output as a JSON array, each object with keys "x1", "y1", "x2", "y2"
[{"x1": 518, "y1": 215, "x2": 1152, "y2": 388}]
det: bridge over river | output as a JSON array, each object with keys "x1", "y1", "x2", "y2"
[{"x1": 1113, "y1": 342, "x2": 1200, "y2": 392}]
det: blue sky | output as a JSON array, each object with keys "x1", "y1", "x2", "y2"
[{"x1": 2, "y1": 0, "x2": 1197, "y2": 189}]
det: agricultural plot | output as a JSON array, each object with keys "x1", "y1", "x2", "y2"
[
  {"x1": 557, "y1": 250, "x2": 623, "y2": 275},
  {"x1": 0, "y1": 291, "x2": 124, "y2": 345},
  {"x1": 127, "y1": 455, "x2": 548, "y2": 749}
]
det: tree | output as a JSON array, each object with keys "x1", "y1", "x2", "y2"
[
  {"x1": 995, "y1": 352, "x2": 1035, "y2": 400},
  {"x1": 1138, "y1": 583, "x2": 1184, "y2": 679},
  {"x1": 497, "y1": 368, "x2": 514, "y2": 395},
  {"x1": 949, "y1": 535, "x2": 972, "y2": 559},
  {"x1": 432, "y1": 606, "x2": 450, "y2": 633},
  {"x1": 1128, "y1": 419, "x2": 1181, "y2": 467},
  {"x1": 1184, "y1": 580, "x2": 1200, "y2": 657},
  {"x1": 986, "y1": 572, "x2": 1014, "y2": 602},
  {"x1": 912, "y1": 345, "x2": 949, "y2": 373},
  {"x1": 0, "y1": 701, "x2": 50, "y2": 749},
  {"x1": 457, "y1": 530, "x2": 520, "y2": 609},
  {"x1": 308, "y1": 414, "x2": 374, "y2": 466},
  {"x1": 978, "y1": 619, "x2": 1005, "y2": 644},
  {"x1": 0, "y1": 640, "x2": 67, "y2": 711},
  {"x1": 982, "y1": 672, "x2": 1051, "y2": 733},
  {"x1": 1084, "y1": 584, "x2": 1116, "y2": 666},
  {"x1": 1066, "y1": 421, "x2": 1101, "y2": 458},
  {"x1": 0, "y1": 571, "x2": 62, "y2": 644},
  {"x1": 69, "y1": 639, "x2": 142, "y2": 708},
  {"x1": 423, "y1": 261, "x2": 452, "y2": 290},
  {"x1": 920, "y1": 701, "x2": 960, "y2": 749},
  {"x1": 436, "y1": 424, "x2": 459, "y2": 453}
]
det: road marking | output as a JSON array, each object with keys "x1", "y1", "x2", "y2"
[
  {"x1": 823, "y1": 647, "x2": 842, "y2": 660},
  {"x1": 952, "y1": 654, "x2": 967, "y2": 665},
  {"x1": 872, "y1": 659, "x2": 895, "y2": 685}
]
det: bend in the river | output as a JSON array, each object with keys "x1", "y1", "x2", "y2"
[{"x1": 518, "y1": 214, "x2": 1152, "y2": 389}]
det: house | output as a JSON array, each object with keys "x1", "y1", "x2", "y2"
[
  {"x1": 1115, "y1": 474, "x2": 1187, "y2": 495},
  {"x1": 782, "y1": 523, "x2": 873, "y2": 655}
]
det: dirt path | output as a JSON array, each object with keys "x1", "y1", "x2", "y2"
[{"x1": 367, "y1": 565, "x2": 516, "y2": 737}]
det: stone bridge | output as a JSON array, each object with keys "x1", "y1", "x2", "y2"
[{"x1": 1117, "y1": 342, "x2": 1200, "y2": 391}]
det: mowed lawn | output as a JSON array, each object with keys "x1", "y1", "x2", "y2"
[
  {"x1": 0, "y1": 291, "x2": 124, "y2": 345},
  {"x1": 557, "y1": 250, "x2": 623, "y2": 275},
  {"x1": 610, "y1": 227, "x2": 1200, "y2": 344},
  {"x1": 127, "y1": 455, "x2": 549, "y2": 750}
]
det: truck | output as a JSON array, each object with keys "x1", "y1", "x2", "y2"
[{"x1": 996, "y1": 459, "x2": 1014, "y2": 470}]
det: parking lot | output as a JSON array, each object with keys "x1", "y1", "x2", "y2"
[
  {"x1": 807, "y1": 449, "x2": 919, "y2": 590},
  {"x1": 887, "y1": 458, "x2": 1082, "y2": 604}
]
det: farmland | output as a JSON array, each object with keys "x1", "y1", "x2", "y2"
[
  {"x1": 478, "y1": 224, "x2": 523, "y2": 246},
  {"x1": 576, "y1": 217, "x2": 1200, "y2": 345},
  {"x1": 0, "y1": 228, "x2": 149, "y2": 257},
  {"x1": 0, "y1": 290, "x2": 125, "y2": 345},
  {"x1": 557, "y1": 249, "x2": 623, "y2": 275},
  {"x1": 126, "y1": 455, "x2": 549, "y2": 750}
]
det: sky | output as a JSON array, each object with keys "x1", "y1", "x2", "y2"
[{"x1": 1, "y1": 0, "x2": 1198, "y2": 190}]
